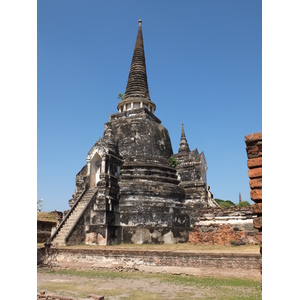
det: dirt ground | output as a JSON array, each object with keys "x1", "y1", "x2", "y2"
[
  {"x1": 37, "y1": 266, "x2": 262, "y2": 300},
  {"x1": 37, "y1": 270, "x2": 208, "y2": 299},
  {"x1": 37, "y1": 244, "x2": 261, "y2": 299}
]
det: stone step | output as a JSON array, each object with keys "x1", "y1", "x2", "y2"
[{"x1": 51, "y1": 188, "x2": 97, "y2": 245}]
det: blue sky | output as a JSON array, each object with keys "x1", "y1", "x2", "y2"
[{"x1": 37, "y1": 0, "x2": 262, "y2": 212}]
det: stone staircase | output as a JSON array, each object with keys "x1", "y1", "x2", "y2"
[{"x1": 50, "y1": 188, "x2": 98, "y2": 246}]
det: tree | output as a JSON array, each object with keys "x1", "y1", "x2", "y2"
[
  {"x1": 118, "y1": 93, "x2": 124, "y2": 101},
  {"x1": 37, "y1": 198, "x2": 43, "y2": 212},
  {"x1": 214, "y1": 198, "x2": 235, "y2": 207},
  {"x1": 219, "y1": 201, "x2": 233, "y2": 208},
  {"x1": 215, "y1": 198, "x2": 235, "y2": 208}
]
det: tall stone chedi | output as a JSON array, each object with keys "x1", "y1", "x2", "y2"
[
  {"x1": 112, "y1": 20, "x2": 189, "y2": 244},
  {"x1": 48, "y1": 20, "x2": 216, "y2": 247}
]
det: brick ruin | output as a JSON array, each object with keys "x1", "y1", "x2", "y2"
[
  {"x1": 245, "y1": 132, "x2": 262, "y2": 278},
  {"x1": 46, "y1": 20, "x2": 218, "y2": 247},
  {"x1": 187, "y1": 134, "x2": 262, "y2": 247},
  {"x1": 189, "y1": 206, "x2": 259, "y2": 246}
]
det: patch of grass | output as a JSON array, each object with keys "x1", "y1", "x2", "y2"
[
  {"x1": 118, "y1": 290, "x2": 171, "y2": 300},
  {"x1": 44, "y1": 268, "x2": 146, "y2": 280},
  {"x1": 38, "y1": 282, "x2": 132, "y2": 299},
  {"x1": 38, "y1": 282, "x2": 88, "y2": 298},
  {"x1": 38, "y1": 268, "x2": 262, "y2": 300},
  {"x1": 161, "y1": 274, "x2": 260, "y2": 288}
]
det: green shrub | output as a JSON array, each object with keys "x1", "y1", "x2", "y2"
[
  {"x1": 168, "y1": 156, "x2": 179, "y2": 168},
  {"x1": 237, "y1": 200, "x2": 251, "y2": 208},
  {"x1": 219, "y1": 201, "x2": 234, "y2": 208}
]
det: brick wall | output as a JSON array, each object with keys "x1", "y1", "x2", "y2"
[
  {"x1": 245, "y1": 132, "x2": 262, "y2": 278},
  {"x1": 39, "y1": 247, "x2": 261, "y2": 271},
  {"x1": 189, "y1": 206, "x2": 259, "y2": 246}
]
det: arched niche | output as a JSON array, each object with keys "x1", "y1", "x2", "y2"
[
  {"x1": 87, "y1": 140, "x2": 108, "y2": 188},
  {"x1": 89, "y1": 152, "x2": 102, "y2": 188}
]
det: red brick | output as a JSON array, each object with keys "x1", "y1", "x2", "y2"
[
  {"x1": 250, "y1": 189, "x2": 262, "y2": 201},
  {"x1": 248, "y1": 167, "x2": 262, "y2": 179},
  {"x1": 249, "y1": 178, "x2": 262, "y2": 189},
  {"x1": 245, "y1": 132, "x2": 262, "y2": 145},
  {"x1": 253, "y1": 217, "x2": 262, "y2": 229},
  {"x1": 252, "y1": 203, "x2": 262, "y2": 214},
  {"x1": 247, "y1": 157, "x2": 262, "y2": 169}
]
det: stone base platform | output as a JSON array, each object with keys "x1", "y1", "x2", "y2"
[{"x1": 38, "y1": 247, "x2": 261, "y2": 279}]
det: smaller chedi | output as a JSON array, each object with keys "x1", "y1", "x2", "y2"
[
  {"x1": 47, "y1": 20, "x2": 218, "y2": 247},
  {"x1": 175, "y1": 124, "x2": 218, "y2": 225}
]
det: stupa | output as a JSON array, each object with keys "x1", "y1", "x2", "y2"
[{"x1": 48, "y1": 20, "x2": 217, "y2": 247}]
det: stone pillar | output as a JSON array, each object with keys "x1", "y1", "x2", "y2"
[
  {"x1": 87, "y1": 161, "x2": 91, "y2": 176},
  {"x1": 101, "y1": 157, "x2": 106, "y2": 174},
  {"x1": 107, "y1": 159, "x2": 111, "y2": 175},
  {"x1": 245, "y1": 132, "x2": 262, "y2": 284}
]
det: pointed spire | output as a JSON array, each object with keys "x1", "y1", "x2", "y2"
[
  {"x1": 124, "y1": 19, "x2": 150, "y2": 101},
  {"x1": 178, "y1": 124, "x2": 190, "y2": 156}
]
